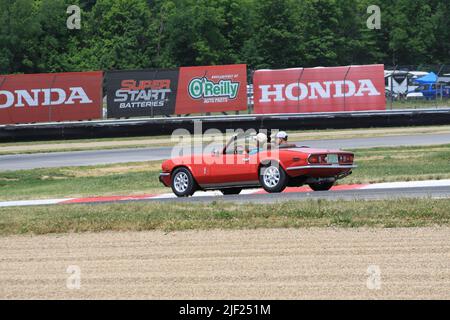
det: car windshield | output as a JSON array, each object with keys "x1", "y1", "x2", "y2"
[{"x1": 224, "y1": 133, "x2": 259, "y2": 155}]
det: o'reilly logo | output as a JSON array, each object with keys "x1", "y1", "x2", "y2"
[{"x1": 188, "y1": 77, "x2": 239, "y2": 101}]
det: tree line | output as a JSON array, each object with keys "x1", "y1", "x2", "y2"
[{"x1": 1, "y1": 0, "x2": 449, "y2": 75}]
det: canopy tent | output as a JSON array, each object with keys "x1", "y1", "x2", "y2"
[{"x1": 415, "y1": 72, "x2": 438, "y2": 84}]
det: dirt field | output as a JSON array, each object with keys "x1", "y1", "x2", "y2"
[{"x1": 0, "y1": 227, "x2": 449, "y2": 299}]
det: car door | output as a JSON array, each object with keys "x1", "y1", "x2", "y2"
[{"x1": 209, "y1": 136, "x2": 257, "y2": 186}]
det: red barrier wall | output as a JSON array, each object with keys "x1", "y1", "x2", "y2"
[
  {"x1": 0, "y1": 71, "x2": 103, "y2": 124},
  {"x1": 175, "y1": 64, "x2": 247, "y2": 114},
  {"x1": 253, "y1": 64, "x2": 386, "y2": 114}
]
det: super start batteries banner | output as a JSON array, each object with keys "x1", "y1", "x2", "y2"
[
  {"x1": 106, "y1": 69, "x2": 179, "y2": 117},
  {"x1": 253, "y1": 64, "x2": 386, "y2": 113},
  {"x1": 106, "y1": 64, "x2": 247, "y2": 117},
  {"x1": 0, "y1": 71, "x2": 103, "y2": 125}
]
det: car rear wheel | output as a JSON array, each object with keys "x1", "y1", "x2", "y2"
[
  {"x1": 220, "y1": 188, "x2": 242, "y2": 195},
  {"x1": 308, "y1": 181, "x2": 334, "y2": 191},
  {"x1": 259, "y1": 162, "x2": 287, "y2": 193},
  {"x1": 171, "y1": 167, "x2": 196, "y2": 197}
]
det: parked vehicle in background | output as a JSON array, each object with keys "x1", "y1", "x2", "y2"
[
  {"x1": 384, "y1": 70, "x2": 428, "y2": 98},
  {"x1": 413, "y1": 83, "x2": 450, "y2": 100},
  {"x1": 408, "y1": 72, "x2": 450, "y2": 100}
]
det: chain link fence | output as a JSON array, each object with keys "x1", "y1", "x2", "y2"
[{"x1": 383, "y1": 64, "x2": 450, "y2": 110}]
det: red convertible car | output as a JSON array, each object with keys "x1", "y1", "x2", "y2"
[{"x1": 159, "y1": 132, "x2": 356, "y2": 197}]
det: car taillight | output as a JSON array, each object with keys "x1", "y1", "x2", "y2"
[
  {"x1": 308, "y1": 154, "x2": 327, "y2": 164},
  {"x1": 339, "y1": 154, "x2": 354, "y2": 163}
]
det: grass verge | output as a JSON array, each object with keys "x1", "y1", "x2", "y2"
[
  {"x1": 0, "y1": 161, "x2": 166, "y2": 201},
  {"x1": 344, "y1": 144, "x2": 450, "y2": 184},
  {"x1": 0, "y1": 198, "x2": 448, "y2": 236}
]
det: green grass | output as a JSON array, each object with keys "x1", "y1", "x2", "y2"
[
  {"x1": 389, "y1": 99, "x2": 449, "y2": 109},
  {"x1": 0, "y1": 144, "x2": 449, "y2": 201},
  {"x1": 345, "y1": 144, "x2": 450, "y2": 184},
  {"x1": 0, "y1": 161, "x2": 166, "y2": 201},
  {"x1": 0, "y1": 198, "x2": 448, "y2": 236}
]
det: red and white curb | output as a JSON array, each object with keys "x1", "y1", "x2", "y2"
[{"x1": 1, "y1": 179, "x2": 450, "y2": 208}]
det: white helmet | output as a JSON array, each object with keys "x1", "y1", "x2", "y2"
[
  {"x1": 254, "y1": 132, "x2": 268, "y2": 144},
  {"x1": 276, "y1": 131, "x2": 288, "y2": 140}
]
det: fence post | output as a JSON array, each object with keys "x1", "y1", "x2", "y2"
[
  {"x1": 391, "y1": 65, "x2": 398, "y2": 110},
  {"x1": 343, "y1": 66, "x2": 351, "y2": 112},
  {"x1": 296, "y1": 68, "x2": 305, "y2": 113},
  {"x1": 436, "y1": 64, "x2": 445, "y2": 106},
  {"x1": 49, "y1": 75, "x2": 57, "y2": 122}
]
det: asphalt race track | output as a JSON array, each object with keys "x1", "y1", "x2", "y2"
[
  {"x1": 101, "y1": 186, "x2": 450, "y2": 205},
  {"x1": 1, "y1": 132, "x2": 450, "y2": 171}
]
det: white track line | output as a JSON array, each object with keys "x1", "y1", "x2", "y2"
[
  {"x1": 361, "y1": 179, "x2": 450, "y2": 189},
  {"x1": 0, "y1": 198, "x2": 75, "y2": 208}
]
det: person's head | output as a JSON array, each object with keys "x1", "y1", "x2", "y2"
[
  {"x1": 275, "y1": 131, "x2": 288, "y2": 145},
  {"x1": 254, "y1": 132, "x2": 268, "y2": 145}
]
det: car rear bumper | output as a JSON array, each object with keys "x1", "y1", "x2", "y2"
[
  {"x1": 286, "y1": 164, "x2": 357, "y2": 179},
  {"x1": 159, "y1": 172, "x2": 171, "y2": 187},
  {"x1": 286, "y1": 164, "x2": 357, "y2": 171}
]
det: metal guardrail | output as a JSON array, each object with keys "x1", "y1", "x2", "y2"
[{"x1": 1, "y1": 108, "x2": 450, "y2": 142}]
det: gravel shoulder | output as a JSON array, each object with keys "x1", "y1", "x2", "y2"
[{"x1": 1, "y1": 227, "x2": 448, "y2": 299}]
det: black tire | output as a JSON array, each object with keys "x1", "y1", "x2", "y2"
[
  {"x1": 308, "y1": 181, "x2": 334, "y2": 191},
  {"x1": 171, "y1": 167, "x2": 197, "y2": 197},
  {"x1": 220, "y1": 188, "x2": 242, "y2": 195},
  {"x1": 259, "y1": 162, "x2": 288, "y2": 193}
]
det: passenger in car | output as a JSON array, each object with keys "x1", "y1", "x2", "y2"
[
  {"x1": 248, "y1": 133, "x2": 268, "y2": 154},
  {"x1": 274, "y1": 131, "x2": 297, "y2": 149}
]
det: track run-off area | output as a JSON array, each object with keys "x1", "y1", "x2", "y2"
[{"x1": 0, "y1": 179, "x2": 449, "y2": 208}]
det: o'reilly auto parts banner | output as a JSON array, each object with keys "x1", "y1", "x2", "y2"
[
  {"x1": 253, "y1": 64, "x2": 386, "y2": 114},
  {"x1": 175, "y1": 64, "x2": 247, "y2": 114},
  {"x1": 0, "y1": 71, "x2": 102, "y2": 125},
  {"x1": 106, "y1": 69, "x2": 179, "y2": 118}
]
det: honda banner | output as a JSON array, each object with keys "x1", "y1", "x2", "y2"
[
  {"x1": 106, "y1": 69, "x2": 179, "y2": 118},
  {"x1": 175, "y1": 64, "x2": 247, "y2": 114},
  {"x1": 253, "y1": 64, "x2": 386, "y2": 114},
  {"x1": 0, "y1": 71, "x2": 103, "y2": 125}
]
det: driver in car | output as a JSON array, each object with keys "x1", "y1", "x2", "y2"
[{"x1": 247, "y1": 133, "x2": 268, "y2": 155}]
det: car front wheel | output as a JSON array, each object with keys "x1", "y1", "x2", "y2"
[
  {"x1": 259, "y1": 163, "x2": 287, "y2": 193},
  {"x1": 171, "y1": 167, "x2": 197, "y2": 197}
]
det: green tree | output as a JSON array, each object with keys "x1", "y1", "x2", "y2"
[
  {"x1": 162, "y1": 0, "x2": 230, "y2": 66},
  {"x1": 76, "y1": 0, "x2": 157, "y2": 70},
  {"x1": 430, "y1": 1, "x2": 450, "y2": 64},
  {"x1": 0, "y1": 0, "x2": 41, "y2": 73},
  {"x1": 383, "y1": 0, "x2": 436, "y2": 65},
  {"x1": 246, "y1": 0, "x2": 301, "y2": 69},
  {"x1": 1, "y1": 0, "x2": 449, "y2": 74},
  {"x1": 35, "y1": 0, "x2": 83, "y2": 72}
]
